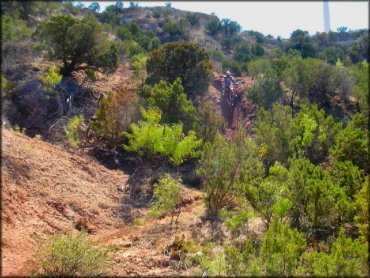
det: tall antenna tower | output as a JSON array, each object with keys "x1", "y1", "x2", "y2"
[{"x1": 323, "y1": 0, "x2": 331, "y2": 33}]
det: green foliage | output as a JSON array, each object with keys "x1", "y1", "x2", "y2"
[
  {"x1": 146, "y1": 42, "x2": 212, "y2": 98},
  {"x1": 286, "y1": 158, "x2": 351, "y2": 235},
  {"x1": 198, "y1": 129, "x2": 263, "y2": 216},
  {"x1": 162, "y1": 18, "x2": 187, "y2": 40},
  {"x1": 260, "y1": 220, "x2": 306, "y2": 276},
  {"x1": 319, "y1": 46, "x2": 346, "y2": 65},
  {"x1": 31, "y1": 231, "x2": 109, "y2": 276},
  {"x1": 283, "y1": 57, "x2": 354, "y2": 107},
  {"x1": 292, "y1": 104, "x2": 342, "y2": 163},
  {"x1": 287, "y1": 29, "x2": 317, "y2": 58},
  {"x1": 224, "y1": 241, "x2": 260, "y2": 276},
  {"x1": 197, "y1": 100, "x2": 225, "y2": 142},
  {"x1": 91, "y1": 90, "x2": 139, "y2": 148},
  {"x1": 349, "y1": 34, "x2": 369, "y2": 63},
  {"x1": 123, "y1": 107, "x2": 202, "y2": 166},
  {"x1": 40, "y1": 66, "x2": 62, "y2": 92},
  {"x1": 354, "y1": 178, "x2": 369, "y2": 242},
  {"x1": 131, "y1": 53, "x2": 148, "y2": 82},
  {"x1": 147, "y1": 78, "x2": 199, "y2": 132},
  {"x1": 244, "y1": 162, "x2": 290, "y2": 226},
  {"x1": 233, "y1": 44, "x2": 253, "y2": 63},
  {"x1": 350, "y1": 62, "x2": 369, "y2": 112},
  {"x1": 220, "y1": 18, "x2": 241, "y2": 37},
  {"x1": 149, "y1": 174, "x2": 182, "y2": 224},
  {"x1": 299, "y1": 229, "x2": 368, "y2": 276},
  {"x1": 1, "y1": 12, "x2": 32, "y2": 42},
  {"x1": 205, "y1": 17, "x2": 222, "y2": 36},
  {"x1": 329, "y1": 112, "x2": 368, "y2": 172},
  {"x1": 116, "y1": 26, "x2": 133, "y2": 41},
  {"x1": 43, "y1": 15, "x2": 118, "y2": 75},
  {"x1": 64, "y1": 115, "x2": 84, "y2": 148},
  {"x1": 248, "y1": 76, "x2": 283, "y2": 109},
  {"x1": 186, "y1": 12, "x2": 200, "y2": 27},
  {"x1": 253, "y1": 103, "x2": 294, "y2": 168}
]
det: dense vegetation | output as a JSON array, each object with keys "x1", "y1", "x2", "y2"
[{"x1": 1, "y1": 1, "x2": 368, "y2": 276}]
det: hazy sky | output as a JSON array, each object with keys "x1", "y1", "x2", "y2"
[{"x1": 91, "y1": 1, "x2": 368, "y2": 38}]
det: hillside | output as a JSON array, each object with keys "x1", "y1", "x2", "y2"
[
  {"x1": 2, "y1": 128, "x2": 208, "y2": 276},
  {"x1": 1, "y1": 2, "x2": 368, "y2": 277}
]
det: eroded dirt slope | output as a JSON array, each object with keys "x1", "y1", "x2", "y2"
[{"x1": 1, "y1": 129, "x2": 206, "y2": 276}]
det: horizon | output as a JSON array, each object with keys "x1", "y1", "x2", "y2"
[{"x1": 87, "y1": 1, "x2": 369, "y2": 38}]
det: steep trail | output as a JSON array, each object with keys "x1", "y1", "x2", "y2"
[{"x1": 209, "y1": 72, "x2": 257, "y2": 137}]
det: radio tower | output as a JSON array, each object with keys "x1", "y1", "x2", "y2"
[{"x1": 323, "y1": 0, "x2": 331, "y2": 33}]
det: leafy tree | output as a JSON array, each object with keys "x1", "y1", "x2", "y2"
[
  {"x1": 244, "y1": 162, "x2": 291, "y2": 227},
  {"x1": 116, "y1": 26, "x2": 133, "y2": 41},
  {"x1": 253, "y1": 103, "x2": 294, "y2": 168},
  {"x1": 252, "y1": 43, "x2": 265, "y2": 57},
  {"x1": 329, "y1": 112, "x2": 368, "y2": 172},
  {"x1": 197, "y1": 100, "x2": 225, "y2": 142},
  {"x1": 224, "y1": 241, "x2": 259, "y2": 276},
  {"x1": 91, "y1": 90, "x2": 139, "y2": 148},
  {"x1": 205, "y1": 17, "x2": 222, "y2": 37},
  {"x1": 233, "y1": 44, "x2": 253, "y2": 63},
  {"x1": 1, "y1": 12, "x2": 32, "y2": 42},
  {"x1": 349, "y1": 34, "x2": 369, "y2": 63},
  {"x1": 88, "y1": 2, "x2": 100, "y2": 13},
  {"x1": 146, "y1": 42, "x2": 212, "y2": 98},
  {"x1": 198, "y1": 129, "x2": 263, "y2": 216},
  {"x1": 350, "y1": 62, "x2": 369, "y2": 112},
  {"x1": 220, "y1": 18, "x2": 241, "y2": 37},
  {"x1": 100, "y1": 5, "x2": 120, "y2": 24},
  {"x1": 43, "y1": 15, "x2": 118, "y2": 75},
  {"x1": 318, "y1": 46, "x2": 346, "y2": 65},
  {"x1": 31, "y1": 231, "x2": 109, "y2": 276},
  {"x1": 329, "y1": 160, "x2": 363, "y2": 199},
  {"x1": 291, "y1": 104, "x2": 342, "y2": 163},
  {"x1": 299, "y1": 229, "x2": 368, "y2": 276},
  {"x1": 162, "y1": 18, "x2": 186, "y2": 39},
  {"x1": 147, "y1": 78, "x2": 199, "y2": 132},
  {"x1": 186, "y1": 12, "x2": 200, "y2": 27},
  {"x1": 354, "y1": 178, "x2": 369, "y2": 242},
  {"x1": 149, "y1": 174, "x2": 182, "y2": 225},
  {"x1": 260, "y1": 220, "x2": 306, "y2": 276},
  {"x1": 286, "y1": 158, "x2": 351, "y2": 236},
  {"x1": 287, "y1": 29, "x2": 317, "y2": 58},
  {"x1": 248, "y1": 75, "x2": 283, "y2": 109},
  {"x1": 123, "y1": 107, "x2": 202, "y2": 166}
]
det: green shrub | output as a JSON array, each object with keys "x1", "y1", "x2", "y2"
[
  {"x1": 248, "y1": 76, "x2": 283, "y2": 109},
  {"x1": 299, "y1": 229, "x2": 368, "y2": 276},
  {"x1": 146, "y1": 42, "x2": 212, "y2": 98},
  {"x1": 260, "y1": 220, "x2": 306, "y2": 276},
  {"x1": 31, "y1": 231, "x2": 110, "y2": 276},
  {"x1": 147, "y1": 78, "x2": 199, "y2": 132},
  {"x1": 123, "y1": 107, "x2": 202, "y2": 166},
  {"x1": 198, "y1": 129, "x2": 263, "y2": 216},
  {"x1": 186, "y1": 12, "x2": 200, "y2": 27},
  {"x1": 149, "y1": 174, "x2": 182, "y2": 225},
  {"x1": 64, "y1": 115, "x2": 84, "y2": 148},
  {"x1": 91, "y1": 90, "x2": 139, "y2": 148}
]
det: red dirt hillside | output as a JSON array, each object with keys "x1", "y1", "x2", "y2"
[
  {"x1": 1, "y1": 128, "x2": 128, "y2": 275},
  {"x1": 1, "y1": 128, "x2": 205, "y2": 276}
]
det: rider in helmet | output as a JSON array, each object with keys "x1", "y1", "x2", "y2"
[{"x1": 223, "y1": 70, "x2": 237, "y2": 105}]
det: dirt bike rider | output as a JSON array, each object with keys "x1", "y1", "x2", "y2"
[{"x1": 223, "y1": 70, "x2": 238, "y2": 105}]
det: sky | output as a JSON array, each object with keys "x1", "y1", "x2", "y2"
[{"x1": 86, "y1": 1, "x2": 368, "y2": 38}]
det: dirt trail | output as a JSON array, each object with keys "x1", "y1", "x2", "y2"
[
  {"x1": 1, "y1": 129, "x2": 206, "y2": 276},
  {"x1": 209, "y1": 72, "x2": 257, "y2": 137}
]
